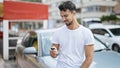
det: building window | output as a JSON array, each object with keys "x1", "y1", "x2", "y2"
[
  {"x1": 83, "y1": 6, "x2": 102, "y2": 13},
  {"x1": 95, "y1": 6, "x2": 102, "y2": 12},
  {"x1": 86, "y1": 6, "x2": 94, "y2": 12},
  {"x1": 106, "y1": 6, "x2": 112, "y2": 13}
]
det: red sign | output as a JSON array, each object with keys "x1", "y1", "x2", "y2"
[{"x1": 3, "y1": 1, "x2": 48, "y2": 20}]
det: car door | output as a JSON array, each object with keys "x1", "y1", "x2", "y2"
[{"x1": 16, "y1": 31, "x2": 40, "y2": 68}]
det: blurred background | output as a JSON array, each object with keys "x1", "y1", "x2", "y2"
[{"x1": 0, "y1": 0, "x2": 120, "y2": 67}]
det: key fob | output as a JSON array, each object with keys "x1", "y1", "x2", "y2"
[{"x1": 51, "y1": 48, "x2": 55, "y2": 50}]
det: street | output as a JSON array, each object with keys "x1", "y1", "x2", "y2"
[{"x1": 0, "y1": 58, "x2": 17, "y2": 68}]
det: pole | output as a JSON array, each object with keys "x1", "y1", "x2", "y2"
[
  {"x1": 3, "y1": 20, "x2": 9, "y2": 60},
  {"x1": 80, "y1": 0, "x2": 83, "y2": 25},
  {"x1": 43, "y1": 20, "x2": 48, "y2": 29}
]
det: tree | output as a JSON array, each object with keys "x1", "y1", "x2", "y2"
[
  {"x1": 101, "y1": 15, "x2": 109, "y2": 22},
  {"x1": 109, "y1": 15, "x2": 118, "y2": 21},
  {"x1": 101, "y1": 15, "x2": 120, "y2": 24}
]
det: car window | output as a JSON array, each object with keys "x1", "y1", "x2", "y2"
[
  {"x1": 21, "y1": 32, "x2": 30, "y2": 47},
  {"x1": 39, "y1": 33, "x2": 107, "y2": 56},
  {"x1": 40, "y1": 32, "x2": 53, "y2": 56},
  {"x1": 109, "y1": 28, "x2": 120, "y2": 36},
  {"x1": 91, "y1": 29, "x2": 100, "y2": 34},
  {"x1": 37, "y1": 30, "x2": 107, "y2": 56},
  {"x1": 22, "y1": 31, "x2": 38, "y2": 50},
  {"x1": 91, "y1": 29, "x2": 109, "y2": 35}
]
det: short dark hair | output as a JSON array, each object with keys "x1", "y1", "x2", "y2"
[{"x1": 58, "y1": 1, "x2": 76, "y2": 12}]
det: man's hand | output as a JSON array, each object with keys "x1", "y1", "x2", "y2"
[{"x1": 50, "y1": 46, "x2": 58, "y2": 58}]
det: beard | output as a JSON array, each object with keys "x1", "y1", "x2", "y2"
[{"x1": 65, "y1": 21, "x2": 73, "y2": 26}]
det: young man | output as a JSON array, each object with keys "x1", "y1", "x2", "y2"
[{"x1": 50, "y1": 1, "x2": 94, "y2": 68}]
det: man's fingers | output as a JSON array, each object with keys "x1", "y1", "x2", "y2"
[{"x1": 50, "y1": 50, "x2": 58, "y2": 58}]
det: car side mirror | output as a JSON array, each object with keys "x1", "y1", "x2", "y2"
[
  {"x1": 23, "y1": 47, "x2": 37, "y2": 54},
  {"x1": 17, "y1": 39, "x2": 22, "y2": 44},
  {"x1": 104, "y1": 33, "x2": 110, "y2": 37}
]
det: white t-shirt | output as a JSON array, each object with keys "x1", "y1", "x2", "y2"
[{"x1": 52, "y1": 25, "x2": 94, "y2": 68}]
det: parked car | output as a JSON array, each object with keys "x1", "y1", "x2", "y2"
[
  {"x1": 89, "y1": 23, "x2": 120, "y2": 52},
  {"x1": 16, "y1": 28, "x2": 120, "y2": 68}
]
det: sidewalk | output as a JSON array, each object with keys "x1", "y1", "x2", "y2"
[
  {"x1": 0, "y1": 55, "x2": 43, "y2": 68},
  {"x1": 0, "y1": 58, "x2": 4, "y2": 68},
  {"x1": 4, "y1": 60, "x2": 17, "y2": 68},
  {"x1": 0, "y1": 57, "x2": 17, "y2": 68}
]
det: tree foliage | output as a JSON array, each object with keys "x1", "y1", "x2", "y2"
[{"x1": 101, "y1": 15, "x2": 119, "y2": 22}]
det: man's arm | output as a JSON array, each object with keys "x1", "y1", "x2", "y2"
[
  {"x1": 50, "y1": 43, "x2": 59, "y2": 58},
  {"x1": 81, "y1": 44, "x2": 94, "y2": 68}
]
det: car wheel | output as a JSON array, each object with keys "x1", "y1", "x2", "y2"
[{"x1": 112, "y1": 44, "x2": 119, "y2": 52}]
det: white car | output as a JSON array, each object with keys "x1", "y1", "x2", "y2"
[
  {"x1": 16, "y1": 28, "x2": 120, "y2": 68},
  {"x1": 89, "y1": 23, "x2": 120, "y2": 52}
]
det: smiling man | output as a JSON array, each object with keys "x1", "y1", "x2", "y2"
[{"x1": 50, "y1": 1, "x2": 94, "y2": 68}]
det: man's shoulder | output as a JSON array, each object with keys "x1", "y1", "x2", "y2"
[
  {"x1": 56, "y1": 25, "x2": 66, "y2": 31},
  {"x1": 80, "y1": 25, "x2": 90, "y2": 30},
  {"x1": 54, "y1": 25, "x2": 66, "y2": 34},
  {"x1": 80, "y1": 25, "x2": 92, "y2": 34}
]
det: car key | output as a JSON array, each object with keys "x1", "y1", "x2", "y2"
[{"x1": 51, "y1": 48, "x2": 55, "y2": 50}]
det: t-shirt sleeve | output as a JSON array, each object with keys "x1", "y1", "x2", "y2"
[
  {"x1": 52, "y1": 32, "x2": 59, "y2": 44},
  {"x1": 84, "y1": 29, "x2": 94, "y2": 46}
]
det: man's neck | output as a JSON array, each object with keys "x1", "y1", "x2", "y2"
[{"x1": 67, "y1": 21, "x2": 80, "y2": 30}]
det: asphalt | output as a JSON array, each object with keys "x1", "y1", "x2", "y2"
[
  {"x1": 4, "y1": 60, "x2": 18, "y2": 68},
  {"x1": 0, "y1": 54, "x2": 16, "y2": 68},
  {"x1": 0, "y1": 58, "x2": 4, "y2": 68},
  {"x1": 0, "y1": 56, "x2": 42, "y2": 68},
  {"x1": 0, "y1": 58, "x2": 18, "y2": 68}
]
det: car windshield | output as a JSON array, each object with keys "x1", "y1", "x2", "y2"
[
  {"x1": 40, "y1": 32, "x2": 53, "y2": 56},
  {"x1": 109, "y1": 28, "x2": 120, "y2": 36},
  {"x1": 38, "y1": 32, "x2": 106, "y2": 56}
]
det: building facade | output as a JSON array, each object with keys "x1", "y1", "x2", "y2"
[
  {"x1": 42, "y1": 0, "x2": 117, "y2": 27},
  {"x1": 114, "y1": 0, "x2": 120, "y2": 17}
]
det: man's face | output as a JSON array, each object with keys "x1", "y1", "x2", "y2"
[{"x1": 60, "y1": 9, "x2": 74, "y2": 26}]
